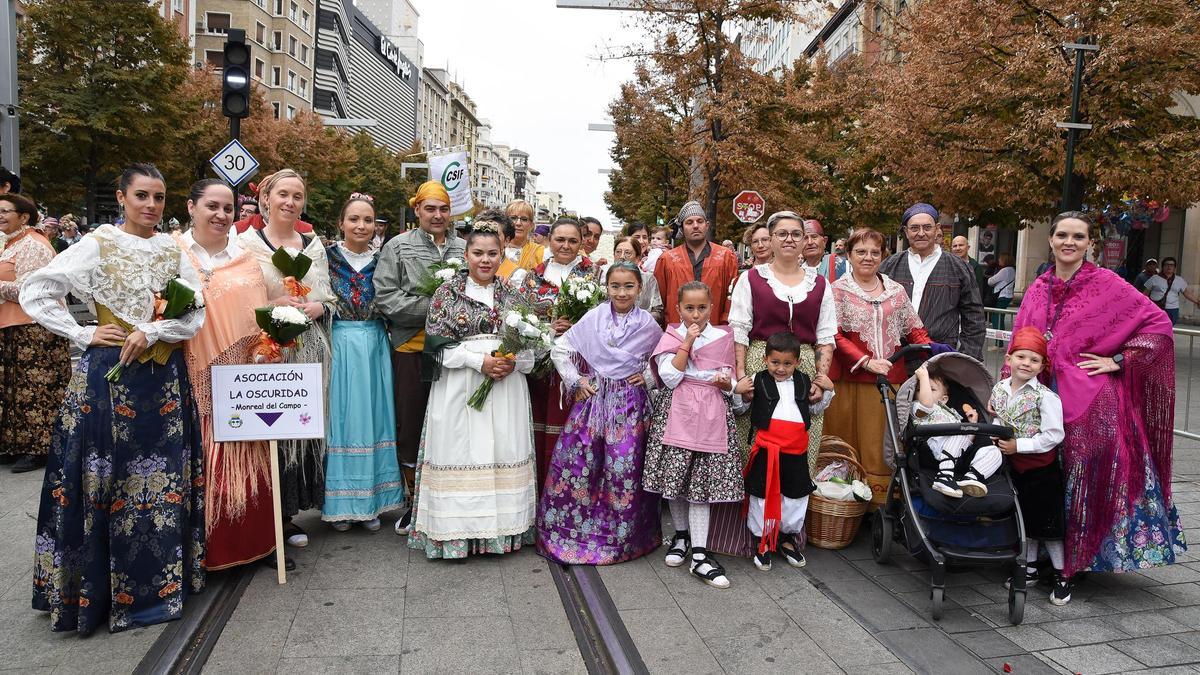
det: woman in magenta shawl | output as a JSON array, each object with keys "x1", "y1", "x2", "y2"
[
  {"x1": 537, "y1": 263, "x2": 664, "y2": 564},
  {"x1": 1010, "y1": 212, "x2": 1183, "y2": 581}
]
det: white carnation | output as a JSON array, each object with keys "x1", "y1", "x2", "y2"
[
  {"x1": 434, "y1": 268, "x2": 455, "y2": 281},
  {"x1": 526, "y1": 314, "x2": 539, "y2": 326},
  {"x1": 175, "y1": 278, "x2": 205, "y2": 308},
  {"x1": 574, "y1": 289, "x2": 590, "y2": 302},
  {"x1": 283, "y1": 247, "x2": 302, "y2": 258},
  {"x1": 446, "y1": 257, "x2": 464, "y2": 268},
  {"x1": 520, "y1": 324, "x2": 540, "y2": 339},
  {"x1": 504, "y1": 312, "x2": 521, "y2": 328},
  {"x1": 271, "y1": 305, "x2": 308, "y2": 325}
]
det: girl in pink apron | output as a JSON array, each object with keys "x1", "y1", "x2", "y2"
[{"x1": 644, "y1": 282, "x2": 753, "y2": 589}]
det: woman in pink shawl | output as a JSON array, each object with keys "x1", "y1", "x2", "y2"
[
  {"x1": 1010, "y1": 211, "x2": 1184, "y2": 582},
  {"x1": 536, "y1": 263, "x2": 664, "y2": 564}
]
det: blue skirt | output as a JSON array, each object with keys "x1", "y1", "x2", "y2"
[
  {"x1": 323, "y1": 320, "x2": 405, "y2": 521},
  {"x1": 32, "y1": 347, "x2": 205, "y2": 636}
]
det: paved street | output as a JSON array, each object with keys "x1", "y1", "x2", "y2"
[{"x1": 1, "y1": 346, "x2": 1199, "y2": 674}]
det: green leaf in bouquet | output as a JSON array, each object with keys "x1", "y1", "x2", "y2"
[
  {"x1": 275, "y1": 321, "x2": 310, "y2": 344},
  {"x1": 255, "y1": 307, "x2": 274, "y2": 332},
  {"x1": 270, "y1": 248, "x2": 313, "y2": 280},
  {"x1": 160, "y1": 279, "x2": 197, "y2": 319}
]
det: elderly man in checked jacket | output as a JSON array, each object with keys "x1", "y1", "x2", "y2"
[{"x1": 879, "y1": 203, "x2": 985, "y2": 360}]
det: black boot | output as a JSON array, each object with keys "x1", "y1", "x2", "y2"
[{"x1": 12, "y1": 454, "x2": 46, "y2": 474}]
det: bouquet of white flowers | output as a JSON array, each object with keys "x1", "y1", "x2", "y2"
[
  {"x1": 553, "y1": 276, "x2": 605, "y2": 323},
  {"x1": 252, "y1": 305, "x2": 314, "y2": 362},
  {"x1": 466, "y1": 306, "x2": 553, "y2": 411},
  {"x1": 414, "y1": 257, "x2": 466, "y2": 297}
]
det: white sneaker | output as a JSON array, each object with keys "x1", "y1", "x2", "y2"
[
  {"x1": 331, "y1": 521, "x2": 352, "y2": 532},
  {"x1": 362, "y1": 517, "x2": 381, "y2": 532},
  {"x1": 285, "y1": 525, "x2": 309, "y2": 547}
]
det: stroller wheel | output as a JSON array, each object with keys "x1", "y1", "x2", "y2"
[
  {"x1": 871, "y1": 510, "x2": 893, "y2": 565},
  {"x1": 1008, "y1": 587, "x2": 1026, "y2": 625},
  {"x1": 930, "y1": 587, "x2": 944, "y2": 621}
]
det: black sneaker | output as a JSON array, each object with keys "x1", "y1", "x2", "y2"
[
  {"x1": 1050, "y1": 574, "x2": 1072, "y2": 606},
  {"x1": 1004, "y1": 566, "x2": 1039, "y2": 590},
  {"x1": 932, "y1": 472, "x2": 963, "y2": 499},
  {"x1": 263, "y1": 553, "x2": 296, "y2": 571}
]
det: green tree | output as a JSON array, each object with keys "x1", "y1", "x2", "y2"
[{"x1": 18, "y1": 0, "x2": 191, "y2": 221}]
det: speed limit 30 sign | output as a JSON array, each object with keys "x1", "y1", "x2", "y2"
[{"x1": 210, "y1": 139, "x2": 260, "y2": 187}]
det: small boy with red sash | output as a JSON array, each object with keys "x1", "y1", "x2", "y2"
[
  {"x1": 990, "y1": 327, "x2": 1067, "y2": 604},
  {"x1": 745, "y1": 332, "x2": 827, "y2": 572}
]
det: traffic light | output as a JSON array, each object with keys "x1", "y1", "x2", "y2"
[{"x1": 222, "y1": 29, "x2": 251, "y2": 119}]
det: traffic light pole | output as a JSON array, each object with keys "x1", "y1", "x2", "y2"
[
  {"x1": 1057, "y1": 40, "x2": 1098, "y2": 212},
  {"x1": 0, "y1": 0, "x2": 20, "y2": 174},
  {"x1": 230, "y1": 117, "x2": 240, "y2": 143}
]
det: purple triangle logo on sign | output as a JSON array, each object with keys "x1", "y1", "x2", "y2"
[{"x1": 256, "y1": 412, "x2": 284, "y2": 427}]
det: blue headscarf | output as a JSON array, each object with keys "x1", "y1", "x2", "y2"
[{"x1": 901, "y1": 203, "x2": 939, "y2": 228}]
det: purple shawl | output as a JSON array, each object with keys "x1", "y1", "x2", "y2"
[
  {"x1": 1011, "y1": 262, "x2": 1176, "y2": 573},
  {"x1": 564, "y1": 302, "x2": 663, "y2": 380}
]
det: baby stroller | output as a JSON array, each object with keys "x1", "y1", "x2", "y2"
[{"x1": 869, "y1": 345, "x2": 1025, "y2": 624}]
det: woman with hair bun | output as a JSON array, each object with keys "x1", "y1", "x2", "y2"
[{"x1": 22, "y1": 163, "x2": 207, "y2": 635}]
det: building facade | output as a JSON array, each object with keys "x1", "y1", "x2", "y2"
[
  {"x1": 354, "y1": 0, "x2": 422, "y2": 69},
  {"x1": 158, "y1": 0, "x2": 196, "y2": 49},
  {"x1": 510, "y1": 148, "x2": 538, "y2": 204},
  {"x1": 473, "y1": 122, "x2": 514, "y2": 208},
  {"x1": 536, "y1": 191, "x2": 563, "y2": 223},
  {"x1": 195, "y1": 0, "x2": 316, "y2": 119},
  {"x1": 419, "y1": 67, "x2": 452, "y2": 151},
  {"x1": 448, "y1": 80, "x2": 480, "y2": 159}
]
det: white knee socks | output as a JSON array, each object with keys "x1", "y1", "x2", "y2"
[
  {"x1": 1044, "y1": 540, "x2": 1065, "y2": 571},
  {"x1": 669, "y1": 499, "x2": 690, "y2": 533},
  {"x1": 689, "y1": 502, "x2": 710, "y2": 553}
]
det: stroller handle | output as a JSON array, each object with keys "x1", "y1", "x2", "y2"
[
  {"x1": 875, "y1": 344, "x2": 934, "y2": 388},
  {"x1": 907, "y1": 423, "x2": 1014, "y2": 440}
]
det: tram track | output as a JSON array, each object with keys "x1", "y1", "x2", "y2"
[{"x1": 548, "y1": 563, "x2": 648, "y2": 675}]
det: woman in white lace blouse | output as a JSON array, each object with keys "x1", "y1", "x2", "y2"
[{"x1": 20, "y1": 163, "x2": 208, "y2": 636}]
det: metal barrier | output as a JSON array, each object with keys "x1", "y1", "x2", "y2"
[{"x1": 982, "y1": 306, "x2": 1199, "y2": 441}]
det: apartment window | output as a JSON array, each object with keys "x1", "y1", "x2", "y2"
[
  {"x1": 874, "y1": 4, "x2": 884, "y2": 31},
  {"x1": 272, "y1": 102, "x2": 281, "y2": 119},
  {"x1": 289, "y1": 2, "x2": 298, "y2": 22},
  {"x1": 299, "y1": 77, "x2": 307, "y2": 97},
  {"x1": 272, "y1": 66, "x2": 281, "y2": 86},
  {"x1": 301, "y1": 11, "x2": 310, "y2": 31},
  {"x1": 272, "y1": 31, "x2": 282, "y2": 51},
  {"x1": 288, "y1": 36, "x2": 297, "y2": 57},
  {"x1": 287, "y1": 105, "x2": 296, "y2": 120},
  {"x1": 255, "y1": 58, "x2": 265, "y2": 79},
  {"x1": 172, "y1": 0, "x2": 183, "y2": 12},
  {"x1": 206, "y1": 12, "x2": 231, "y2": 34},
  {"x1": 288, "y1": 70, "x2": 296, "y2": 92},
  {"x1": 274, "y1": 0, "x2": 284, "y2": 16},
  {"x1": 300, "y1": 44, "x2": 309, "y2": 64},
  {"x1": 256, "y1": 22, "x2": 266, "y2": 44}
]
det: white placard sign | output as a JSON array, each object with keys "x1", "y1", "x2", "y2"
[{"x1": 211, "y1": 363, "x2": 325, "y2": 442}]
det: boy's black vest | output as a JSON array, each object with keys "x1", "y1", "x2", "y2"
[{"x1": 749, "y1": 370, "x2": 813, "y2": 440}]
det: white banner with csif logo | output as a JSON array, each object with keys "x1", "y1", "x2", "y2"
[
  {"x1": 428, "y1": 150, "x2": 473, "y2": 216},
  {"x1": 211, "y1": 363, "x2": 325, "y2": 442}
]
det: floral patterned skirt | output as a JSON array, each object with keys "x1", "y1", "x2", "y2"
[
  {"x1": 0, "y1": 323, "x2": 72, "y2": 457},
  {"x1": 31, "y1": 347, "x2": 205, "y2": 636},
  {"x1": 642, "y1": 387, "x2": 745, "y2": 504},
  {"x1": 536, "y1": 376, "x2": 661, "y2": 565}
]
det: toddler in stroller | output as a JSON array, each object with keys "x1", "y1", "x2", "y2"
[{"x1": 913, "y1": 366, "x2": 1004, "y2": 500}]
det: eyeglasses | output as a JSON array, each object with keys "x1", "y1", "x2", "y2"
[
  {"x1": 0, "y1": 208, "x2": 16, "y2": 216},
  {"x1": 905, "y1": 224, "x2": 937, "y2": 233},
  {"x1": 510, "y1": 215, "x2": 532, "y2": 222},
  {"x1": 774, "y1": 230, "x2": 806, "y2": 241}
]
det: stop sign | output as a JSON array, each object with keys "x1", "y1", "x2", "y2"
[{"x1": 733, "y1": 190, "x2": 766, "y2": 224}]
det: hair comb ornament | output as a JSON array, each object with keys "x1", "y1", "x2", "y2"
[{"x1": 350, "y1": 192, "x2": 375, "y2": 202}]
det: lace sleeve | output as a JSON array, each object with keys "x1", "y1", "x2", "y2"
[
  {"x1": 0, "y1": 237, "x2": 54, "y2": 302},
  {"x1": 19, "y1": 237, "x2": 99, "y2": 350},
  {"x1": 728, "y1": 271, "x2": 753, "y2": 346},
  {"x1": 136, "y1": 249, "x2": 206, "y2": 345}
]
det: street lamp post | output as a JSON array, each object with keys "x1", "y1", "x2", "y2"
[{"x1": 1056, "y1": 40, "x2": 1099, "y2": 212}]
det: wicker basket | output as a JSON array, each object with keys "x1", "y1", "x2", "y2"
[
  {"x1": 819, "y1": 435, "x2": 858, "y2": 463},
  {"x1": 807, "y1": 452, "x2": 869, "y2": 550}
]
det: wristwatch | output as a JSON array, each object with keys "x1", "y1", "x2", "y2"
[{"x1": 1111, "y1": 353, "x2": 1125, "y2": 370}]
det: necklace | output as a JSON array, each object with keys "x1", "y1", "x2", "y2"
[
  {"x1": 854, "y1": 275, "x2": 881, "y2": 293},
  {"x1": 1043, "y1": 266, "x2": 1082, "y2": 342}
]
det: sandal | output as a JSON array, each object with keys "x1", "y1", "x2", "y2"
[
  {"x1": 689, "y1": 548, "x2": 730, "y2": 589},
  {"x1": 665, "y1": 530, "x2": 690, "y2": 568},
  {"x1": 779, "y1": 535, "x2": 806, "y2": 569}
]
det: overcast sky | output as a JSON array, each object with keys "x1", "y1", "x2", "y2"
[{"x1": 412, "y1": 0, "x2": 636, "y2": 226}]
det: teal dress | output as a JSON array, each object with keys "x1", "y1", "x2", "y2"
[{"x1": 323, "y1": 244, "x2": 405, "y2": 522}]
